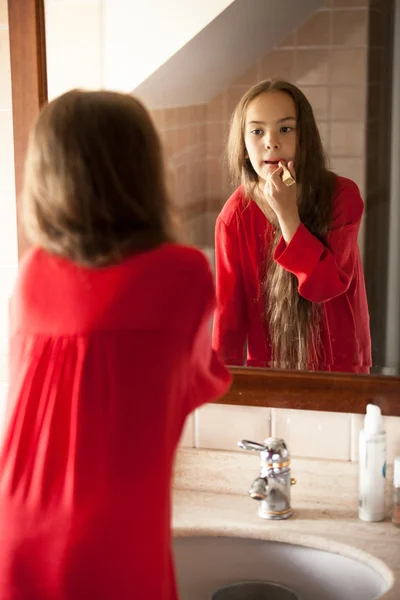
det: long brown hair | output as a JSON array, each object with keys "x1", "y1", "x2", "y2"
[
  {"x1": 22, "y1": 89, "x2": 175, "y2": 267},
  {"x1": 227, "y1": 79, "x2": 336, "y2": 370}
]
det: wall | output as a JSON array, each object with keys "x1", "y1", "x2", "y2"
[
  {"x1": 180, "y1": 404, "x2": 400, "y2": 465},
  {"x1": 204, "y1": 0, "x2": 369, "y2": 248},
  {"x1": 102, "y1": 0, "x2": 234, "y2": 92},
  {"x1": 0, "y1": 0, "x2": 18, "y2": 425}
]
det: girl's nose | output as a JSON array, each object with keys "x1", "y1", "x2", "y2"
[{"x1": 264, "y1": 135, "x2": 280, "y2": 150}]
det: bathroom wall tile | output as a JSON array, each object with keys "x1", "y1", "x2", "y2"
[
  {"x1": 206, "y1": 158, "x2": 224, "y2": 198},
  {"x1": 178, "y1": 413, "x2": 194, "y2": 448},
  {"x1": 330, "y1": 157, "x2": 365, "y2": 193},
  {"x1": 233, "y1": 65, "x2": 259, "y2": 87},
  {"x1": 296, "y1": 11, "x2": 331, "y2": 47},
  {"x1": 299, "y1": 86, "x2": 329, "y2": 120},
  {"x1": 332, "y1": 9, "x2": 368, "y2": 47},
  {"x1": 333, "y1": 0, "x2": 368, "y2": 6},
  {"x1": 276, "y1": 31, "x2": 295, "y2": 48},
  {"x1": 294, "y1": 49, "x2": 330, "y2": 85},
  {"x1": 207, "y1": 92, "x2": 225, "y2": 123},
  {"x1": 0, "y1": 110, "x2": 15, "y2": 192},
  {"x1": 257, "y1": 50, "x2": 295, "y2": 83},
  {"x1": 223, "y1": 85, "x2": 249, "y2": 122},
  {"x1": 0, "y1": 28, "x2": 11, "y2": 109},
  {"x1": 351, "y1": 414, "x2": 400, "y2": 463},
  {"x1": 0, "y1": 265, "x2": 18, "y2": 354},
  {"x1": 0, "y1": 197, "x2": 18, "y2": 265},
  {"x1": 318, "y1": 121, "x2": 330, "y2": 150},
  {"x1": 206, "y1": 121, "x2": 225, "y2": 159},
  {"x1": 330, "y1": 48, "x2": 367, "y2": 84},
  {"x1": 0, "y1": 0, "x2": 8, "y2": 24},
  {"x1": 271, "y1": 408, "x2": 351, "y2": 460},
  {"x1": 46, "y1": 1, "x2": 103, "y2": 99},
  {"x1": 330, "y1": 121, "x2": 365, "y2": 157},
  {"x1": 330, "y1": 86, "x2": 367, "y2": 121},
  {"x1": 196, "y1": 404, "x2": 271, "y2": 451},
  {"x1": 0, "y1": 382, "x2": 8, "y2": 438}
]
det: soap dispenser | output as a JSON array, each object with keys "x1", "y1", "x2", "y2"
[{"x1": 359, "y1": 404, "x2": 387, "y2": 522}]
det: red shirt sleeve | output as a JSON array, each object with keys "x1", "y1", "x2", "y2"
[
  {"x1": 188, "y1": 256, "x2": 232, "y2": 411},
  {"x1": 212, "y1": 214, "x2": 248, "y2": 366},
  {"x1": 274, "y1": 178, "x2": 364, "y2": 303}
]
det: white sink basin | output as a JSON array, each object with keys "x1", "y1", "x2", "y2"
[{"x1": 173, "y1": 536, "x2": 389, "y2": 600}]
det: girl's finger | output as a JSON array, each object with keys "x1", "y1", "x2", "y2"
[{"x1": 287, "y1": 160, "x2": 296, "y2": 179}]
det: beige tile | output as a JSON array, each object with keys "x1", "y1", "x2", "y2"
[
  {"x1": 271, "y1": 408, "x2": 351, "y2": 460},
  {"x1": 294, "y1": 50, "x2": 329, "y2": 85},
  {"x1": 206, "y1": 121, "x2": 226, "y2": 159},
  {"x1": 332, "y1": 9, "x2": 368, "y2": 47},
  {"x1": 207, "y1": 92, "x2": 226, "y2": 123},
  {"x1": 330, "y1": 86, "x2": 367, "y2": 121},
  {"x1": 0, "y1": 382, "x2": 9, "y2": 438},
  {"x1": 300, "y1": 86, "x2": 329, "y2": 120},
  {"x1": 164, "y1": 107, "x2": 180, "y2": 129},
  {"x1": 0, "y1": 110, "x2": 15, "y2": 192},
  {"x1": 206, "y1": 158, "x2": 224, "y2": 198},
  {"x1": 0, "y1": 192, "x2": 18, "y2": 263},
  {"x1": 330, "y1": 121, "x2": 365, "y2": 157},
  {"x1": 150, "y1": 108, "x2": 166, "y2": 132},
  {"x1": 351, "y1": 414, "x2": 400, "y2": 463},
  {"x1": 257, "y1": 50, "x2": 295, "y2": 83},
  {"x1": 318, "y1": 121, "x2": 329, "y2": 150},
  {"x1": 46, "y1": 2, "x2": 103, "y2": 99},
  {"x1": 179, "y1": 413, "x2": 194, "y2": 448},
  {"x1": 0, "y1": 265, "x2": 18, "y2": 354},
  {"x1": 296, "y1": 11, "x2": 330, "y2": 47},
  {"x1": 333, "y1": 0, "x2": 368, "y2": 5},
  {"x1": 0, "y1": 1, "x2": 7, "y2": 25},
  {"x1": 196, "y1": 404, "x2": 271, "y2": 451},
  {"x1": 277, "y1": 31, "x2": 295, "y2": 48},
  {"x1": 330, "y1": 48, "x2": 367, "y2": 85},
  {"x1": 0, "y1": 28, "x2": 11, "y2": 109},
  {"x1": 223, "y1": 85, "x2": 249, "y2": 123},
  {"x1": 330, "y1": 157, "x2": 365, "y2": 193},
  {"x1": 233, "y1": 65, "x2": 259, "y2": 87}
]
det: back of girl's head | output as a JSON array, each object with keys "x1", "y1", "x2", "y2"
[
  {"x1": 22, "y1": 89, "x2": 173, "y2": 267},
  {"x1": 227, "y1": 78, "x2": 328, "y2": 196}
]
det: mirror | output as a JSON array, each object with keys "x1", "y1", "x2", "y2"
[{"x1": 42, "y1": 0, "x2": 398, "y2": 375}]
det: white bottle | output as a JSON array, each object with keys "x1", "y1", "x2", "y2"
[{"x1": 359, "y1": 404, "x2": 387, "y2": 522}]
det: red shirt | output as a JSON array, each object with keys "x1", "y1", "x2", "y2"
[
  {"x1": 212, "y1": 176, "x2": 372, "y2": 373},
  {"x1": 0, "y1": 243, "x2": 231, "y2": 600}
]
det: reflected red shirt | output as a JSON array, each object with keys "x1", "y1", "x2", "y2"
[
  {"x1": 0, "y1": 243, "x2": 231, "y2": 600},
  {"x1": 212, "y1": 176, "x2": 372, "y2": 373}
]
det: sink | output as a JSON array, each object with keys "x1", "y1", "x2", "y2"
[{"x1": 172, "y1": 536, "x2": 389, "y2": 600}]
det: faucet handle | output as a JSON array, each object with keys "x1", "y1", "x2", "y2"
[{"x1": 237, "y1": 439, "x2": 266, "y2": 452}]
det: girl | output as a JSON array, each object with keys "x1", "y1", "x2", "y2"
[
  {"x1": 212, "y1": 79, "x2": 371, "y2": 373},
  {"x1": 0, "y1": 90, "x2": 231, "y2": 599}
]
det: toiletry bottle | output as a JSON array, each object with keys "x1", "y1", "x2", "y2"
[
  {"x1": 359, "y1": 404, "x2": 386, "y2": 522},
  {"x1": 392, "y1": 456, "x2": 400, "y2": 528}
]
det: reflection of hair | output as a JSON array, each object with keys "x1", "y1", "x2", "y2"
[
  {"x1": 227, "y1": 79, "x2": 336, "y2": 370},
  {"x1": 22, "y1": 89, "x2": 174, "y2": 267}
]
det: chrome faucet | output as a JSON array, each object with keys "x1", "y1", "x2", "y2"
[{"x1": 238, "y1": 437, "x2": 296, "y2": 520}]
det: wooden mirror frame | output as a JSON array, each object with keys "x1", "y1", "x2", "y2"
[{"x1": 8, "y1": 1, "x2": 400, "y2": 417}]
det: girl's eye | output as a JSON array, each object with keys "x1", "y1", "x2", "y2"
[
  {"x1": 251, "y1": 129, "x2": 263, "y2": 136},
  {"x1": 280, "y1": 126, "x2": 293, "y2": 133}
]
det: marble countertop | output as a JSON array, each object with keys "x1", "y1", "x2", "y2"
[{"x1": 172, "y1": 448, "x2": 400, "y2": 599}]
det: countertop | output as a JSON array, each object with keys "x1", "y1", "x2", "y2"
[{"x1": 172, "y1": 448, "x2": 400, "y2": 599}]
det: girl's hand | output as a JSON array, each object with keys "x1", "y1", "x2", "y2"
[
  {"x1": 262, "y1": 161, "x2": 298, "y2": 220},
  {"x1": 262, "y1": 161, "x2": 301, "y2": 243}
]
